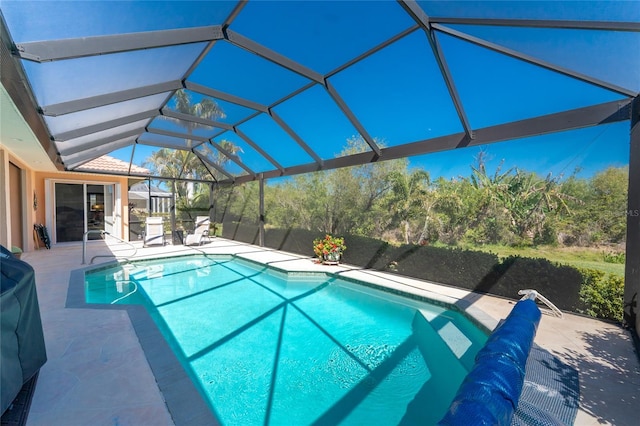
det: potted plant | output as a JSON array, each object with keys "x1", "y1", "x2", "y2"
[
  {"x1": 313, "y1": 234, "x2": 346, "y2": 265},
  {"x1": 11, "y1": 246, "x2": 22, "y2": 260}
]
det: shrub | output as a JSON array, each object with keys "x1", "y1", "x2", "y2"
[
  {"x1": 578, "y1": 268, "x2": 624, "y2": 322},
  {"x1": 602, "y1": 251, "x2": 625, "y2": 264}
]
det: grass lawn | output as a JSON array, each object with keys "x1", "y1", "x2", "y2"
[{"x1": 461, "y1": 244, "x2": 625, "y2": 277}]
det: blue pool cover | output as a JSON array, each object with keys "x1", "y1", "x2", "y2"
[{"x1": 439, "y1": 299, "x2": 542, "y2": 426}]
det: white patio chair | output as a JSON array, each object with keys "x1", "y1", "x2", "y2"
[
  {"x1": 185, "y1": 216, "x2": 211, "y2": 246},
  {"x1": 143, "y1": 216, "x2": 165, "y2": 247}
]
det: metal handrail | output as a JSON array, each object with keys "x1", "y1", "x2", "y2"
[
  {"x1": 82, "y1": 230, "x2": 137, "y2": 264},
  {"x1": 518, "y1": 289, "x2": 564, "y2": 318}
]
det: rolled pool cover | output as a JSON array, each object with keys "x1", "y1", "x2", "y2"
[{"x1": 439, "y1": 298, "x2": 541, "y2": 426}]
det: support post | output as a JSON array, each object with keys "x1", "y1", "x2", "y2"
[
  {"x1": 624, "y1": 95, "x2": 640, "y2": 337},
  {"x1": 209, "y1": 183, "x2": 215, "y2": 222},
  {"x1": 147, "y1": 177, "x2": 152, "y2": 213},
  {"x1": 259, "y1": 174, "x2": 265, "y2": 247},
  {"x1": 171, "y1": 180, "x2": 177, "y2": 245}
]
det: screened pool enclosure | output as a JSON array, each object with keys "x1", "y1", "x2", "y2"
[{"x1": 1, "y1": 1, "x2": 639, "y2": 335}]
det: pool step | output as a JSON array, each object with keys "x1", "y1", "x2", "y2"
[{"x1": 400, "y1": 313, "x2": 470, "y2": 425}]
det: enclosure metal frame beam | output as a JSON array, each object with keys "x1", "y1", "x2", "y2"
[
  {"x1": 57, "y1": 128, "x2": 143, "y2": 156},
  {"x1": 136, "y1": 138, "x2": 199, "y2": 151},
  {"x1": 147, "y1": 127, "x2": 209, "y2": 142},
  {"x1": 161, "y1": 109, "x2": 232, "y2": 130},
  {"x1": 227, "y1": 98, "x2": 632, "y2": 184},
  {"x1": 162, "y1": 107, "x2": 285, "y2": 174},
  {"x1": 146, "y1": 127, "x2": 257, "y2": 176},
  {"x1": 625, "y1": 95, "x2": 640, "y2": 336},
  {"x1": 430, "y1": 17, "x2": 640, "y2": 32},
  {"x1": 224, "y1": 29, "x2": 324, "y2": 83},
  {"x1": 324, "y1": 80, "x2": 381, "y2": 157},
  {"x1": 40, "y1": 80, "x2": 182, "y2": 116},
  {"x1": 15, "y1": 25, "x2": 224, "y2": 62},
  {"x1": 63, "y1": 139, "x2": 135, "y2": 169},
  {"x1": 52, "y1": 109, "x2": 159, "y2": 141},
  {"x1": 323, "y1": 24, "x2": 420, "y2": 158},
  {"x1": 207, "y1": 140, "x2": 257, "y2": 178},
  {"x1": 73, "y1": 169, "x2": 235, "y2": 186},
  {"x1": 0, "y1": 24, "x2": 63, "y2": 170},
  {"x1": 433, "y1": 24, "x2": 637, "y2": 97},
  {"x1": 195, "y1": 155, "x2": 219, "y2": 184},
  {"x1": 398, "y1": 0, "x2": 475, "y2": 141},
  {"x1": 233, "y1": 127, "x2": 284, "y2": 173},
  {"x1": 185, "y1": 81, "x2": 268, "y2": 113},
  {"x1": 196, "y1": 153, "x2": 236, "y2": 181},
  {"x1": 268, "y1": 109, "x2": 323, "y2": 167}
]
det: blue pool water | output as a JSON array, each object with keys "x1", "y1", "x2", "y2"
[{"x1": 85, "y1": 255, "x2": 488, "y2": 425}]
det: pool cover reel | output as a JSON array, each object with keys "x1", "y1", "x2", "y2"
[{"x1": 439, "y1": 299, "x2": 541, "y2": 426}]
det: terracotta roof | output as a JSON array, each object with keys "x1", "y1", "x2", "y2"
[{"x1": 76, "y1": 155, "x2": 149, "y2": 175}]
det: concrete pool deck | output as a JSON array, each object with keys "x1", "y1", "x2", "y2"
[{"x1": 18, "y1": 238, "x2": 640, "y2": 425}]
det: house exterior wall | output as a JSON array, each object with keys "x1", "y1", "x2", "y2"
[
  {"x1": 0, "y1": 148, "x2": 36, "y2": 252},
  {"x1": 34, "y1": 171, "x2": 131, "y2": 247},
  {"x1": 0, "y1": 147, "x2": 131, "y2": 252}
]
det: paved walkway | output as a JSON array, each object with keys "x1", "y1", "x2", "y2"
[{"x1": 19, "y1": 238, "x2": 640, "y2": 425}]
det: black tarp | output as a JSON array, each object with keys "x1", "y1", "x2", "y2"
[{"x1": 1, "y1": 245, "x2": 47, "y2": 414}]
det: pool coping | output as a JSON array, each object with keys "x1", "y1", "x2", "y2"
[
  {"x1": 67, "y1": 251, "x2": 499, "y2": 425},
  {"x1": 67, "y1": 265, "x2": 220, "y2": 425}
]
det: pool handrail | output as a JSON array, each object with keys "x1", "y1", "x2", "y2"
[
  {"x1": 518, "y1": 289, "x2": 564, "y2": 319},
  {"x1": 82, "y1": 230, "x2": 137, "y2": 264}
]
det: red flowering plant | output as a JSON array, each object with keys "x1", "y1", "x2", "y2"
[{"x1": 313, "y1": 234, "x2": 346, "y2": 262}]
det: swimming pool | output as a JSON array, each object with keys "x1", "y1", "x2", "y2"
[{"x1": 85, "y1": 254, "x2": 488, "y2": 425}]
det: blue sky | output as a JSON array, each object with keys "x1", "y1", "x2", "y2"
[
  {"x1": 1, "y1": 1, "x2": 637, "y2": 181},
  {"x1": 408, "y1": 121, "x2": 630, "y2": 181}
]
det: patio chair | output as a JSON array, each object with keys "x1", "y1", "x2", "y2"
[
  {"x1": 185, "y1": 216, "x2": 211, "y2": 246},
  {"x1": 144, "y1": 217, "x2": 165, "y2": 247}
]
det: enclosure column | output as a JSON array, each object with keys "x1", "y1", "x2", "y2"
[
  {"x1": 0, "y1": 149, "x2": 9, "y2": 247},
  {"x1": 147, "y1": 177, "x2": 152, "y2": 213},
  {"x1": 259, "y1": 174, "x2": 265, "y2": 247},
  {"x1": 170, "y1": 180, "x2": 176, "y2": 245},
  {"x1": 625, "y1": 95, "x2": 640, "y2": 337},
  {"x1": 209, "y1": 183, "x2": 215, "y2": 224}
]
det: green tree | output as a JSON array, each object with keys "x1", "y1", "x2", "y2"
[
  {"x1": 559, "y1": 166, "x2": 628, "y2": 245},
  {"x1": 264, "y1": 136, "x2": 405, "y2": 237},
  {"x1": 145, "y1": 90, "x2": 243, "y2": 224},
  {"x1": 385, "y1": 169, "x2": 430, "y2": 244},
  {"x1": 172, "y1": 89, "x2": 225, "y2": 128},
  {"x1": 589, "y1": 166, "x2": 628, "y2": 243},
  {"x1": 467, "y1": 154, "x2": 515, "y2": 244},
  {"x1": 504, "y1": 170, "x2": 571, "y2": 244},
  {"x1": 431, "y1": 176, "x2": 479, "y2": 245}
]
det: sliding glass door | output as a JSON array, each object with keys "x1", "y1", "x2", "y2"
[
  {"x1": 54, "y1": 182, "x2": 116, "y2": 242},
  {"x1": 55, "y1": 183, "x2": 85, "y2": 242}
]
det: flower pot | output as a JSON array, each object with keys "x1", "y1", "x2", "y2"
[{"x1": 322, "y1": 251, "x2": 341, "y2": 265}]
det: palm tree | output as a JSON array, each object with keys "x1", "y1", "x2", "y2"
[
  {"x1": 172, "y1": 89, "x2": 226, "y2": 133},
  {"x1": 145, "y1": 90, "x2": 241, "y2": 231}
]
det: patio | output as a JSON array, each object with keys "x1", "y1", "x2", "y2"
[
  {"x1": 0, "y1": 3, "x2": 638, "y2": 422},
  {"x1": 15, "y1": 239, "x2": 640, "y2": 425}
]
